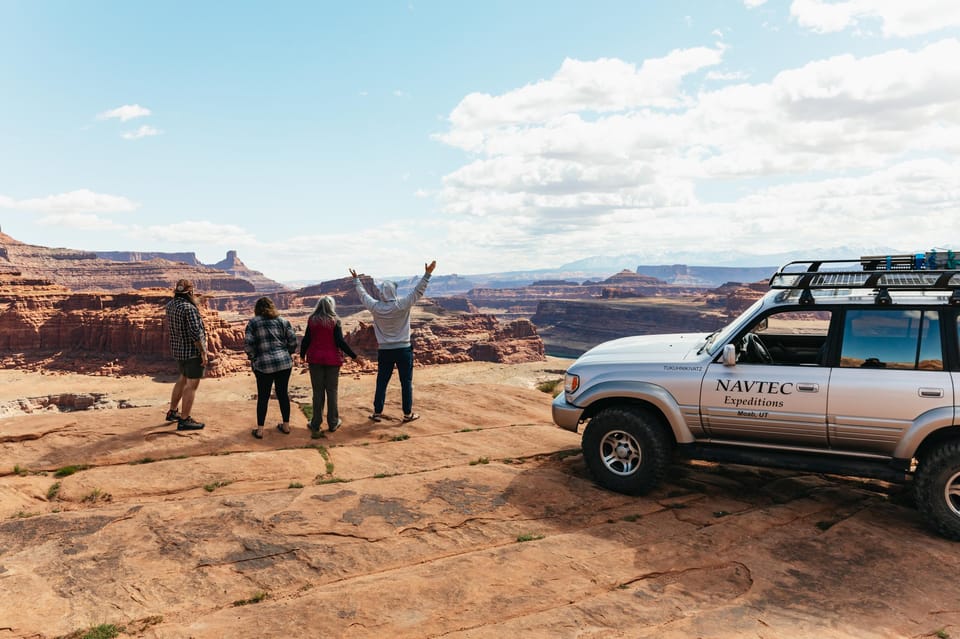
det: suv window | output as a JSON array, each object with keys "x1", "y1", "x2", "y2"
[
  {"x1": 839, "y1": 309, "x2": 942, "y2": 370},
  {"x1": 740, "y1": 309, "x2": 831, "y2": 366}
]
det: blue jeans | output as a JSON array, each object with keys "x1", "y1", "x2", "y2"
[{"x1": 374, "y1": 347, "x2": 414, "y2": 415}]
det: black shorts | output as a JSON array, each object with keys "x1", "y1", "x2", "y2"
[{"x1": 176, "y1": 357, "x2": 205, "y2": 379}]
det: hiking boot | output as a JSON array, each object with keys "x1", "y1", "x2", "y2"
[
  {"x1": 165, "y1": 408, "x2": 181, "y2": 422},
  {"x1": 177, "y1": 416, "x2": 205, "y2": 431}
]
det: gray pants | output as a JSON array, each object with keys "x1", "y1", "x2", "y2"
[{"x1": 308, "y1": 364, "x2": 341, "y2": 427}]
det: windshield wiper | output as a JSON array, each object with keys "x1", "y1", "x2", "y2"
[{"x1": 697, "y1": 330, "x2": 719, "y2": 354}]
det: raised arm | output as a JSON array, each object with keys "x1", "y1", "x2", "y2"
[
  {"x1": 350, "y1": 268, "x2": 377, "y2": 310},
  {"x1": 398, "y1": 260, "x2": 436, "y2": 310}
]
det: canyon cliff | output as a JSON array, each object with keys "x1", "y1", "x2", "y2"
[
  {"x1": 0, "y1": 266, "x2": 546, "y2": 377},
  {"x1": 0, "y1": 271, "x2": 246, "y2": 376},
  {"x1": 0, "y1": 232, "x2": 770, "y2": 371},
  {"x1": 530, "y1": 280, "x2": 768, "y2": 357},
  {"x1": 0, "y1": 232, "x2": 255, "y2": 293}
]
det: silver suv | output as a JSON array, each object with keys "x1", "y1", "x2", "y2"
[{"x1": 553, "y1": 254, "x2": 960, "y2": 540}]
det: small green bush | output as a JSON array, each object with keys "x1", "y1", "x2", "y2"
[
  {"x1": 232, "y1": 591, "x2": 268, "y2": 607},
  {"x1": 55, "y1": 464, "x2": 90, "y2": 478},
  {"x1": 300, "y1": 404, "x2": 314, "y2": 421},
  {"x1": 516, "y1": 533, "x2": 545, "y2": 542},
  {"x1": 203, "y1": 480, "x2": 231, "y2": 492},
  {"x1": 81, "y1": 624, "x2": 121, "y2": 639},
  {"x1": 82, "y1": 488, "x2": 110, "y2": 503},
  {"x1": 315, "y1": 476, "x2": 348, "y2": 485},
  {"x1": 536, "y1": 379, "x2": 564, "y2": 397}
]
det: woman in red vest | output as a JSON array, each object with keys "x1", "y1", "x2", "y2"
[{"x1": 300, "y1": 296, "x2": 358, "y2": 437}]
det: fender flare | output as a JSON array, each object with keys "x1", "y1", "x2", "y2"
[
  {"x1": 893, "y1": 406, "x2": 957, "y2": 459},
  {"x1": 576, "y1": 380, "x2": 695, "y2": 444}
]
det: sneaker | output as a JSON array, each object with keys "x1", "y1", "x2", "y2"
[
  {"x1": 310, "y1": 429, "x2": 325, "y2": 440},
  {"x1": 165, "y1": 408, "x2": 181, "y2": 422},
  {"x1": 369, "y1": 413, "x2": 383, "y2": 422},
  {"x1": 177, "y1": 416, "x2": 205, "y2": 431},
  {"x1": 329, "y1": 418, "x2": 342, "y2": 433}
]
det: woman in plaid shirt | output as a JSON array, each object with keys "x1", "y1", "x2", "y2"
[{"x1": 244, "y1": 297, "x2": 298, "y2": 439}]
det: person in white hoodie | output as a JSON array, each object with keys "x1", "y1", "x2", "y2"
[{"x1": 349, "y1": 260, "x2": 436, "y2": 422}]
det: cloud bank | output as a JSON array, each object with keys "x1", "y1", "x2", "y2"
[{"x1": 432, "y1": 35, "x2": 960, "y2": 268}]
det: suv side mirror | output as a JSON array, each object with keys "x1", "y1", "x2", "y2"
[{"x1": 722, "y1": 343, "x2": 737, "y2": 366}]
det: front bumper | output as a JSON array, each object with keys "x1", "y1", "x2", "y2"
[{"x1": 552, "y1": 393, "x2": 584, "y2": 432}]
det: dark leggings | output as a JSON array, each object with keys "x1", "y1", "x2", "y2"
[{"x1": 254, "y1": 368, "x2": 292, "y2": 426}]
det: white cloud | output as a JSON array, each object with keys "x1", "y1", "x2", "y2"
[
  {"x1": 437, "y1": 48, "x2": 725, "y2": 152},
  {"x1": 97, "y1": 104, "x2": 152, "y2": 122},
  {"x1": 122, "y1": 125, "x2": 162, "y2": 140},
  {"x1": 431, "y1": 38, "x2": 960, "y2": 268},
  {"x1": 744, "y1": 0, "x2": 768, "y2": 7},
  {"x1": 0, "y1": 189, "x2": 139, "y2": 214},
  {"x1": 262, "y1": 223, "x2": 439, "y2": 280},
  {"x1": 790, "y1": 0, "x2": 960, "y2": 37},
  {"x1": 706, "y1": 70, "x2": 750, "y2": 81},
  {"x1": 36, "y1": 213, "x2": 126, "y2": 230},
  {"x1": 135, "y1": 221, "x2": 259, "y2": 246}
]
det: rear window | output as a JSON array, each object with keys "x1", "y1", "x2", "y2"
[{"x1": 839, "y1": 309, "x2": 942, "y2": 370}]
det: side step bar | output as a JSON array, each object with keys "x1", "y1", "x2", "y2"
[{"x1": 676, "y1": 443, "x2": 910, "y2": 483}]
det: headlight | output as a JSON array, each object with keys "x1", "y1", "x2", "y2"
[{"x1": 564, "y1": 373, "x2": 580, "y2": 393}]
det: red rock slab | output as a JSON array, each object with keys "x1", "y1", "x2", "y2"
[
  {"x1": 137, "y1": 473, "x2": 960, "y2": 639},
  {"x1": 3, "y1": 458, "x2": 960, "y2": 638},
  {"x1": 328, "y1": 424, "x2": 578, "y2": 479}
]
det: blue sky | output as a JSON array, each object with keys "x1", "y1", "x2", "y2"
[{"x1": 2, "y1": 1, "x2": 960, "y2": 282}]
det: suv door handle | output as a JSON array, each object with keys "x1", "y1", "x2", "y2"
[
  {"x1": 797, "y1": 383, "x2": 819, "y2": 392},
  {"x1": 919, "y1": 388, "x2": 944, "y2": 398}
]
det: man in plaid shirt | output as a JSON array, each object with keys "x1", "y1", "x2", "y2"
[{"x1": 164, "y1": 279, "x2": 207, "y2": 430}]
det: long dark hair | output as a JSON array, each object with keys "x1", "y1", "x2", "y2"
[
  {"x1": 254, "y1": 297, "x2": 280, "y2": 319},
  {"x1": 174, "y1": 290, "x2": 199, "y2": 308}
]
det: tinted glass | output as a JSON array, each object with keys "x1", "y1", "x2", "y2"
[{"x1": 839, "y1": 309, "x2": 942, "y2": 370}]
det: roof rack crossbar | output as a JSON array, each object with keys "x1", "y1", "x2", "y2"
[{"x1": 769, "y1": 255, "x2": 960, "y2": 292}]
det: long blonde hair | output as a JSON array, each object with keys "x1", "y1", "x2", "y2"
[{"x1": 310, "y1": 295, "x2": 339, "y2": 327}]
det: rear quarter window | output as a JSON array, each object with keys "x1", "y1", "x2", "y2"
[{"x1": 839, "y1": 309, "x2": 942, "y2": 370}]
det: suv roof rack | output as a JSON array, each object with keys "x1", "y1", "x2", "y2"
[{"x1": 769, "y1": 252, "x2": 960, "y2": 304}]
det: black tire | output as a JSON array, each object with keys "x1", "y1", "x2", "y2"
[
  {"x1": 581, "y1": 407, "x2": 671, "y2": 495},
  {"x1": 914, "y1": 440, "x2": 960, "y2": 540}
]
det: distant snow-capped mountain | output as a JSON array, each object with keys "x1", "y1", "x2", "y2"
[{"x1": 559, "y1": 245, "x2": 907, "y2": 271}]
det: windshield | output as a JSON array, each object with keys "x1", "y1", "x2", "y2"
[{"x1": 705, "y1": 297, "x2": 767, "y2": 355}]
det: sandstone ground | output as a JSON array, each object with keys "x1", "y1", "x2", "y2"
[{"x1": 1, "y1": 359, "x2": 958, "y2": 639}]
